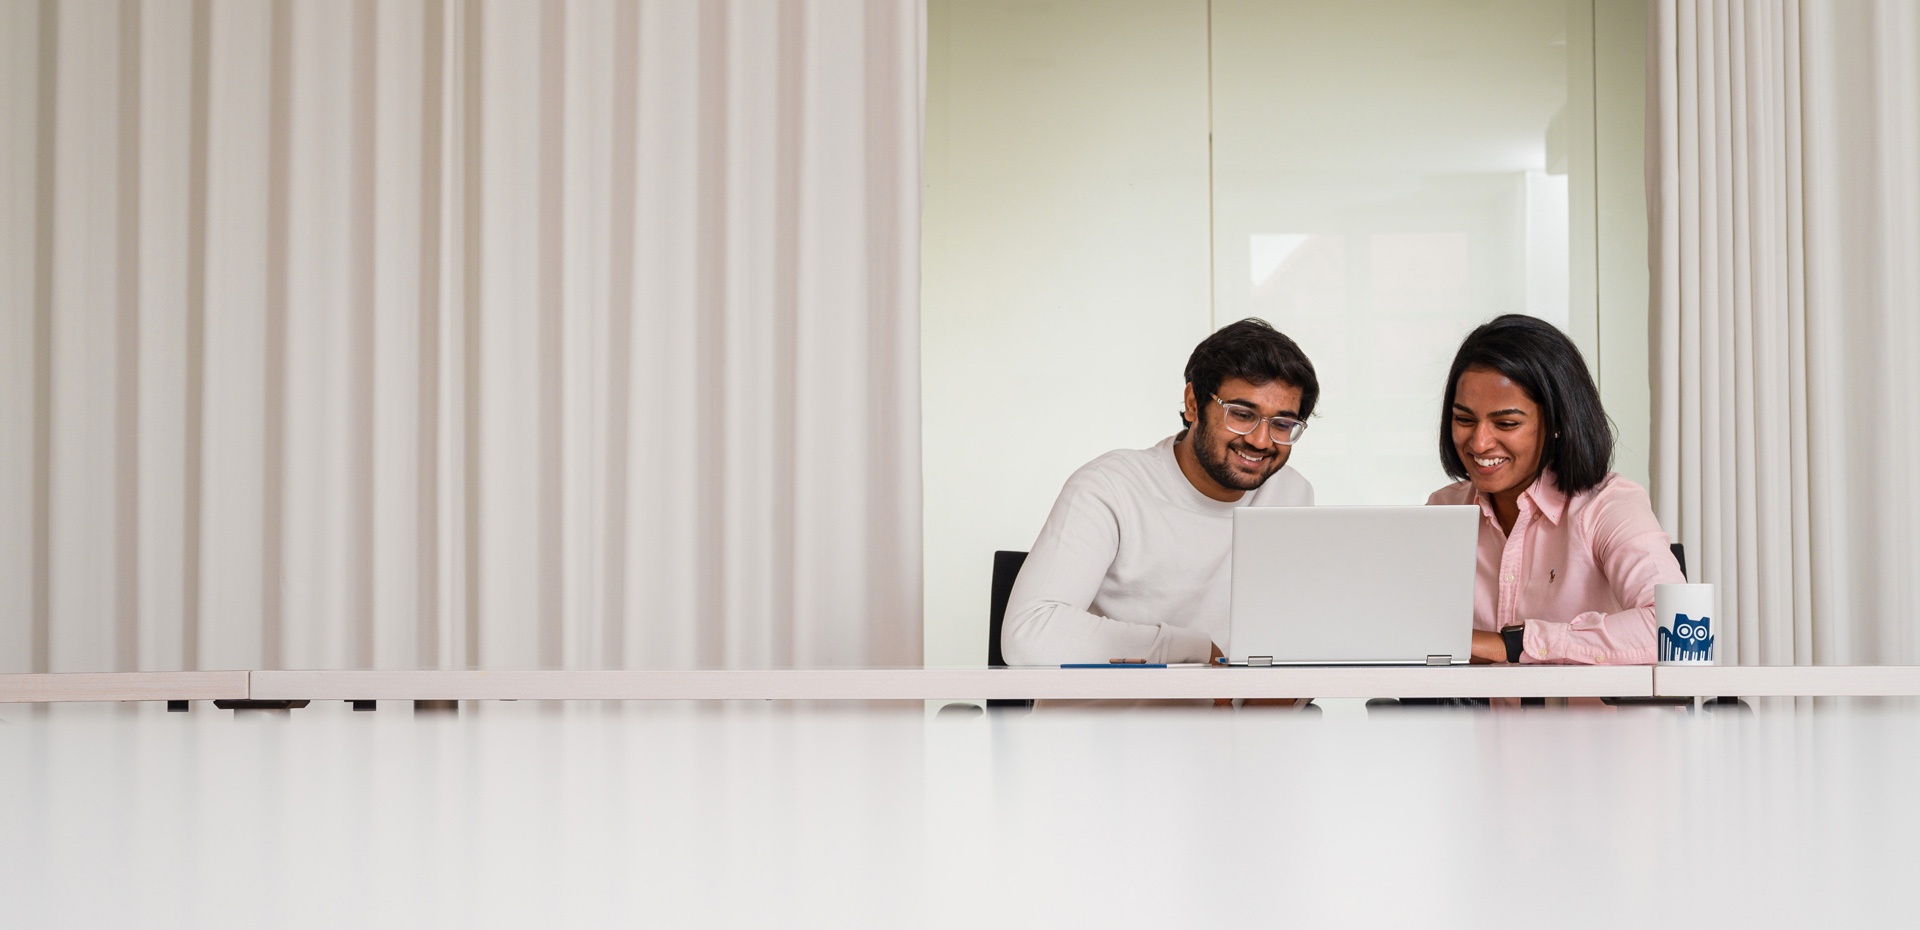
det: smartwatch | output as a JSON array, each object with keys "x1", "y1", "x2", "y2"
[{"x1": 1501, "y1": 625, "x2": 1525, "y2": 664}]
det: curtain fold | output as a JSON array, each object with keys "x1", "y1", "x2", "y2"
[
  {"x1": 1649, "y1": 0, "x2": 1920, "y2": 665},
  {"x1": 0, "y1": 0, "x2": 925, "y2": 673}
]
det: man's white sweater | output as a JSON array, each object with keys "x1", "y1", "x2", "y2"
[{"x1": 1000, "y1": 434, "x2": 1313, "y2": 665}]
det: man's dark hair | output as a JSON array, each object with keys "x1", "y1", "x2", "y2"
[
  {"x1": 1439, "y1": 314, "x2": 1614, "y2": 495},
  {"x1": 1181, "y1": 318, "x2": 1319, "y2": 428}
]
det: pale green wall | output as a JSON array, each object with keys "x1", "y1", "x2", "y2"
[
  {"x1": 1595, "y1": 0, "x2": 1651, "y2": 491},
  {"x1": 922, "y1": 0, "x2": 1213, "y2": 670}
]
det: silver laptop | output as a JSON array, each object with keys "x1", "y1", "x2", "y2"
[{"x1": 1227, "y1": 505, "x2": 1479, "y2": 666}]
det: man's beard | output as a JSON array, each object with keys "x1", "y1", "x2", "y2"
[{"x1": 1194, "y1": 412, "x2": 1281, "y2": 492}]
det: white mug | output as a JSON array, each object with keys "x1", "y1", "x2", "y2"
[{"x1": 1656, "y1": 583, "x2": 1717, "y2": 665}]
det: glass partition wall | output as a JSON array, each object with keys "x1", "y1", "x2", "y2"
[
  {"x1": 921, "y1": 0, "x2": 1644, "y2": 667},
  {"x1": 1210, "y1": 0, "x2": 1588, "y2": 505}
]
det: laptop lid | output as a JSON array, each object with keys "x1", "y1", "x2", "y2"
[{"x1": 1228, "y1": 505, "x2": 1479, "y2": 665}]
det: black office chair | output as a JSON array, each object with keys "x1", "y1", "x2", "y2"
[
  {"x1": 1671, "y1": 543, "x2": 1687, "y2": 581},
  {"x1": 987, "y1": 550, "x2": 1031, "y2": 709}
]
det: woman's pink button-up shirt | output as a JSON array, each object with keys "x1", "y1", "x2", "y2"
[{"x1": 1427, "y1": 471, "x2": 1682, "y2": 665}]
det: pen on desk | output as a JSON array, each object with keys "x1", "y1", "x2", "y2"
[{"x1": 1060, "y1": 660, "x2": 1168, "y2": 668}]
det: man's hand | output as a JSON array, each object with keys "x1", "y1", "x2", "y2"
[
  {"x1": 1470, "y1": 629, "x2": 1508, "y2": 664},
  {"x1": 1208, "y1": 641, "x2": 1300, "y2": 707}
]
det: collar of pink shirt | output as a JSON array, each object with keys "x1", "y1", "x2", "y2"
[{"x1": 1471, "y1": 467, "x2": 1567, "y2": 534}]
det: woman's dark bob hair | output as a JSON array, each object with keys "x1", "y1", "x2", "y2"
[{"x1": 1440, "y1": 314, "x2": 1614, "y2": 496}]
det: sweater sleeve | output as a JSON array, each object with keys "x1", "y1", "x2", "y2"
[
  {"x1": 1522, "y1": 481, "x2": 1683, "y2": 665},
  {"x1": 998, "y1": 471, "x2": 1216, "y2": 666}
]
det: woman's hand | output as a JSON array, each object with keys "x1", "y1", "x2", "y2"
[{"x1": 1469, "y1": 629, "x2": 1509, "y2": 664}]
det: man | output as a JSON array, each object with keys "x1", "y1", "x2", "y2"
[{"x1": 1000, "y1": 318, "x2": 1318, "y2": 665}]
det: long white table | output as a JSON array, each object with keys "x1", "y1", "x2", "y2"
[
  {"x1": 4, "y1": 665, "x2": 1917, "y2": 704},
  {"x1": 1654, "y1": 665, "x2": 1920, "y2": 697},
  {"x1": 247, "y1": 666, "x2": 1651, "y2": 701},
  {"x1": 0, "y1": 671, "x2": 250, "y2": 703}
]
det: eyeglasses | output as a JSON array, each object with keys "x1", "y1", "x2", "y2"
[{"x1": 1211, "y1": 396, "x2": 1307, "y2": 445}]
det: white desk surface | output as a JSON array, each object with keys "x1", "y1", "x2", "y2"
[
  {"x1": 6, "y1": 665, "x2": 1920, "y2": 703},
  {"x1": 0, "y1": 671, "x2": 250, "y2": 703},
  {"x1": 245, "y1": 666, "x2": 1656, "y2": 701},
  {"x1": 1653, "y1": 665, "x2": 1920, "y2": 696},
  {"x1": 8, "y1": 698, "x2": 1918, "y2": 928}
]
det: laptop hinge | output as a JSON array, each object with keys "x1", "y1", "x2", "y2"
[
  {"x1": 1425, "y1": 655, "x2": 1451, "y2": 666},
  {"x1": 1247, "y1": 656, "x2": 1274, "y2": 667}
]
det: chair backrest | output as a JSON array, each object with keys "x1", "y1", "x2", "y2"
[
  {"x1": 1671, "y1": 543, "x2": 1687, "y2": 582},
  {"x1": 987, "y1": 550, "x2": 1029, "y2": 668}
]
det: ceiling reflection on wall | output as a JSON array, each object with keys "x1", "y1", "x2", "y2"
[{"x1": 1214, "y1": 0, "x2": 1583, "y2": 505}]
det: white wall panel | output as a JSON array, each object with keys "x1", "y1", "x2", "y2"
[
  {"x1": 1211, "y1": 0, "x2": 1588, "y2": 507},
  {"x1": 1597, "y1": 0, "x2": 1651, "y2": 490},
  {"x1": 922, "y1": 0, "x2": 1213, "y2": 668}
]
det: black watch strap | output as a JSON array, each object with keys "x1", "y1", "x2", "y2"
[{"x1": 1502, "y1": 626, "x2": 1525, "y2": 664}]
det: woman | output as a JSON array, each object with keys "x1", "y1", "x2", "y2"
[{"x1": 1430, "y1": 315, "x2": 1682, "y2": 665}]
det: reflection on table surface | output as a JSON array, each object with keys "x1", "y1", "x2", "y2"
[{"x1": 3, "y1": 698, "x2": 1916, "y2": 929}]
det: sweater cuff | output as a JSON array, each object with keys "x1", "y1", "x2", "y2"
[{"x1": 1160, "y1": 625, "x2": 1217, "y2": 664}]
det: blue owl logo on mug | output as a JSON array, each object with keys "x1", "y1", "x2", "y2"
[{"x1": 1659, "y1": 612, "x2": 1713, "y2": 662}]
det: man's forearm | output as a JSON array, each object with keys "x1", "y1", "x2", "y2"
[{"x1": 1000, "y1": 601, "x2": 1213, "y2": 665}]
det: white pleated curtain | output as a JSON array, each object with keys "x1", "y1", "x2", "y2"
[
  {"x1": 1648, "y1": 0, "x2": 1920, "y2": 665},
  {"x1": 0, "y1": 0, "x2": 925, "y2": 673}
]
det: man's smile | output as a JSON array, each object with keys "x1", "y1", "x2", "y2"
[{"x1": 1231, "y1": 444, "x2": 1273, "y2": 469}]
